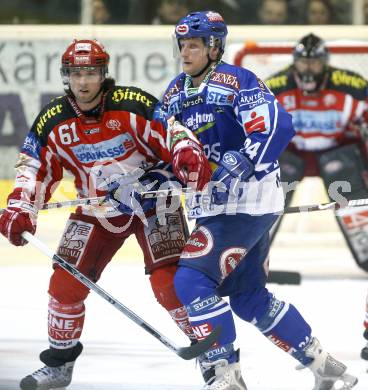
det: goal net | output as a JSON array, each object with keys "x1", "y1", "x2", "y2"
[
  {"x1": 232, "y1": 40, "x2": 368, "y2": 278},
  {"x1": 233, "y1": 40, "x2": 368, "y2": 80}
]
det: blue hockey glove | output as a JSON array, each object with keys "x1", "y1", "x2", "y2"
[
  {"x1": 107, "y1": 167, "x2": 172, "y2": 216},
  {"x1": 211, "y1": 151, "x2": 254, "y2": 205}
]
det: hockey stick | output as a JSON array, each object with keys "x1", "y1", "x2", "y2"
[
  {"x1": 21, "y1": 231, "x2": 220, "y2": 360},
  {"x1": 0, "y1": 196, "x2": 107, "y2": 216},
  {"x1": 283, "y1": 198, "x2": 368, "y2": 213},
  {"x1": 141, "y1": 188, "x2": 368, "y2": 214}
]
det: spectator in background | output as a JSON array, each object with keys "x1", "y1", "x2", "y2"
[
  {"x1": 257, "y1": 0, "x2": 289, "y2": 25},
  {"x1": 197, "y1": 0, "x2": 257, "y2": 24},
  {"x1": 364, "y1": 0, "x2": 368, "y2": 24},
  {"x1": 305, "y1": 0, "x2": 338, "y2": 24},
  {"x1": 2, "y1": 0, "x2": 80, "y2": 24},
  {"x1": 151, "y1": 0, "x2": 193, "y2": 25},
  {"x1": 92, "y1": 0, "x2": 131, "y2": 24},
  {"x1": 92, "y1": 0, "x2": 111, "y2": 24}
]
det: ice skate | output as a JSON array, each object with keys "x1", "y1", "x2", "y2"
[
  {"x1": 19, "y1": 361, "x2": 75, "y2": 390},
  {"x1": 20, "y1": 342, "x2": 82, "y2": 390},
  {"x1": 303, "y1": 337, "x2": 358, "y2": 390},
  {"x1": 199, "y1": 350, "x2": 247, "y2": 390}
]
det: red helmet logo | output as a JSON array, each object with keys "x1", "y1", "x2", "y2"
[{"x1": 175, "y1": 24, "x2": 189, "y2": 35}]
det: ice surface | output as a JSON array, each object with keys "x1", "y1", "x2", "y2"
[{"x1": 0, "y1": 206, "x2": 367, "y2": 389}]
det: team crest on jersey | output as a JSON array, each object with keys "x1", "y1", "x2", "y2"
[
  {"x1": 106, "y1": 119, "x2": 121, "y2": 131},
  {"x1": 242, "y1": 104, "x2": 271, "y2": 135},
  {"x1": 323, "y1": 93, "x2": 337, "y2": 107},
  {"x1": 219, "y1": 247, "x2": 246, "y2": 280},
  {"x1": 181, "y1": 226, "x2": 213, "y2": 258}
]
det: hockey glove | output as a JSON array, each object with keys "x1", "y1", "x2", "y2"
[
  {"x1": 168, "y1": 120, "x2": 212, "y2": 191},
  {"x1": 0, "y1": 189, "x2": 37, "y2": 246},
  {"x1": 107, "y1": 168, "x2": 171, "y2": 216},
  {"x1": 211, "y1": 151, "x2": 254, "y2": 205}
]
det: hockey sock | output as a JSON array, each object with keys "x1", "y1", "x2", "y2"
[
  {"x1": 168, "y1": 306, "x2": 197, "y2": 342},
  {"x1": 255, "y1": 296, "x2": 313, "y2": 365},
  {"x1": 174, "y1": 266, "x2": 237, "y2": 363},
  {"x1": 231, "y1": 289, "x2": 313, "y2": 365},
  {"x1": 149, "y1": 265, "x2": 196, "y2": 341},
  {"x1": 48, "y1": 297, "x2": 85, "y2": 350}
]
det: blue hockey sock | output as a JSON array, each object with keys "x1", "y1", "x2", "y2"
[
  {"x1": 231, "y1": 289, "x2": 313, "y2": 366},
  {"x1": 256, "y1": 296, "x2": 313, "y2": 365},
  {"x1": 174, "y1": 266, "x2": 237, "y2": 363}
]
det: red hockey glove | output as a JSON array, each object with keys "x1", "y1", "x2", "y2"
[
  {"x1": 169, "y1": 120, "x2": 212, "y2": 191},
  {"x1": 0, "y1": 196, "x2": 37, "y2": 246}
]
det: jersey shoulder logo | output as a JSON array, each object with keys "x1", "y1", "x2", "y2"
[
  {"x1": 330, "y1": 69, "x2": 367, "y2": 91},
  {"x1": 111, "y1": 87, "x2": 154, "y2": 108},
  {"x1": 35, "y1": 103, "x2": 63, "y2": 136}
]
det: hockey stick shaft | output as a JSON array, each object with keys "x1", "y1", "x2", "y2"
[
  {"x1": 141, "y1": 189, "x2": 368, "y2": 214},
  {"x1": 284, "y1": 198, "x2": 368, "y2": 213},
  {"x1": 22, "y1": 231, "x2": 220, "y2": 360},
  {"x1": 0, "y1": 196, "x2": 106, "y2": 216}
]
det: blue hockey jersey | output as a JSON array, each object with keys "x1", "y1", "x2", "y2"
[{"x1": 162, "y1": 61, "x2": 295, "y2": 215}]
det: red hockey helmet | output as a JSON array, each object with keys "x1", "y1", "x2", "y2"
[{"x1": 60, "y1": 39, "x2": 110, "y2": 84}]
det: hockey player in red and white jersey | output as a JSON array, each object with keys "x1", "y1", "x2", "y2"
[
  {"x1": 265, "y1": 33, "x2": 368, "y2": 363},
  {"x1": 0, "y1": 39, "x2": 211, "y2": 390}
]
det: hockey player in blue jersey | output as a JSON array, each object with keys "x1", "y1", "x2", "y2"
[{"x1": 161, "y1": 10, "x2": 358, "y2": 390}]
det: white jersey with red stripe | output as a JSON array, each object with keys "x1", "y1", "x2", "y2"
[
  {"x1": 266, "y1": 65, "x2": 368, "y2": 151},
  {"x1": 15, "y1": 86, "x2": 171, "y2": 217}
]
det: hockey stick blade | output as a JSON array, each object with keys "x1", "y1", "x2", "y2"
[
  {"x1": 21, "y1": 231, "x2": 220, "y2": 360},
  {"x1": 267, "y1": 270, "x2": 301, "y2": 285},
  {"x1": 175, "y1": 325, "x2": 222, "y2": 360}
]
